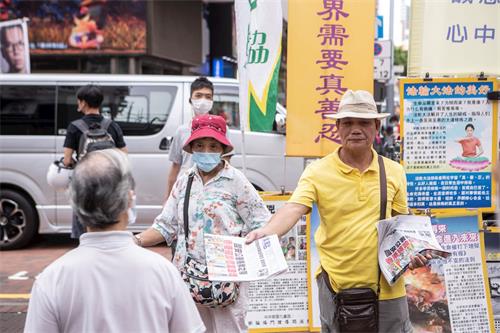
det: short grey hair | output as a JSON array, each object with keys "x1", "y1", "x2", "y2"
[{"x1": 69, "y1": 149, "x2": 135, "y2": 229}]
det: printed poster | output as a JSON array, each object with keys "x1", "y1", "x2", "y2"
[
  {"x1": 483, "y1": 231, "x2": 500, "y2": 332},
  {"x1": 0, "y1": 1, "x2": 146, "y2": 54},
  {"x1": 401, "y1": 78, "x2": 497, "y2": 209},
  {"x1": 247, "y1": 197, "x2": 309, "y2": 332},
  {"x1": 403, "y1": 214, "x2": 494, "y2": 333},
  {"x1": 0, "y1": 18, "x2": 30, "y2": 74}
]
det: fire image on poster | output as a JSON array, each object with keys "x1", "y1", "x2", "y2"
[
  {"x1": 403, "y1": 214, "x2": 493, "y2": 332},
  {"x1": 0, "y1": 0, "x2": 146, "y2": 54},
  {"x1": 401, "y1": 78, "x2": 496, "y2": 209},
  {"x1": 246, "y1": 198, "x2": 309, "y2": 331}
]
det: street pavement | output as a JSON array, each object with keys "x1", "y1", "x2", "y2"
[{"x1": 0, "y1": 234, "x2": 172, "y2": 332}]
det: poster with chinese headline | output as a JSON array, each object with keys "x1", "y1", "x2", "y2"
[
  {"x1": 400, "y1": 78, "x2": 497, "y2": 210},
  {"x1": 403, "y1": 213, "x2": 494, "y2": 332},
  {"x1": 287, "y1": 0, "x2": 375, "y2": 157},
  {"x1": 247, "y1": 196, "x2": 309, "y2": 332},
  {"x1": 482, "y1": 230, "x2": 500, "y2": 332}
]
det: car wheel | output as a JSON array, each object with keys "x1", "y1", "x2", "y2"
[{"x1": 0, "y1": 190, "x2": 38, "y2": 250}]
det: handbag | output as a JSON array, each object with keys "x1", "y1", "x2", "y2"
[
  {"x1": 180, "y1": 173, "x2": 239, "y2": 308},
  {"x1": 322, "y1": 155, "x2": 388, "y2": 333}
]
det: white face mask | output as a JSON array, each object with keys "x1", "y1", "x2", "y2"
[
  {"x1": 128, "y1": 194, "x2": 137, "y2": 225},
  {"x1": 191, "y1": 98, "x2": 213, "y2": 115}
]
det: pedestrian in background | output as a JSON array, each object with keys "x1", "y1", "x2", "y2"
[{"x1": 63, "y1": 84, "x2": 127, "y2": 239}]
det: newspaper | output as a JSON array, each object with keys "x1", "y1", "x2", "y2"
[
  {"x1": 377, "y1": 215, "x2": 451, "y2": 285},
  {"x1": 204, "y1": 234, "x2": 288, "y2": 282}
]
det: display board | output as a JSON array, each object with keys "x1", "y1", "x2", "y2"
[
  {"x1": 403, "y1": 213, "x2": 494, "y2": 332},
  {"x1": 400, "y1": 78, "x2": 497, "y2": 210},
  {"x1": 247, "y1": 196, "x2": 309, "y2": 332}
]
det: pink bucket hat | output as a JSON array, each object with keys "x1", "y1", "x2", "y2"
[{"x1": 183, "y1": 114, "x2": 233, "y2": 153}]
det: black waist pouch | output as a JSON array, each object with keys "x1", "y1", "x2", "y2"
[{"x1": 336, "y1": 288, "x2": 378, "y2": 333}]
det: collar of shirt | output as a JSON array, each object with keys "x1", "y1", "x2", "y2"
[
  {"x1": 79, "y1": 230, "x2": 135, "y2": 248},
  {"x1": 333, "y1": 147, "x2": 379, "y2": 174}
]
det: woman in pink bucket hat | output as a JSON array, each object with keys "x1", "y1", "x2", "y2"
[{"x1": 136, "y1": 114, "x2": 271, "y2": 332}]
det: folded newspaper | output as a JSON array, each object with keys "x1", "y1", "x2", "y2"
[
  {"x1": 204, "y1": 234, "x2": 288, "y2": 282},
  {"x1": 377, "y1": 215, "x2": 451, "y2": 285}
]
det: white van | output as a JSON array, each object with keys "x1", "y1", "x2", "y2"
[{"x1": 0, "y1": 74, "x2": 304, "y2": 250}]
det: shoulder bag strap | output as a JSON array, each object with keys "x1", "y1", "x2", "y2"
[
  {"x1": 377, "y1": 155, "x2": 387, "y2": 295},
  {"x1": 100, "y1": 117, "x2": 113, "y2": 131},
  {"x1": 183, "y1": 173, "x2": 195, "y2": 251},
  {"x1": 72, "y1": 119, "x2": 89, "y2": 134}
]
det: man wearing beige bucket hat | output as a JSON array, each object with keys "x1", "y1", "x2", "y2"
[{"x1": 247, "y1": 90, "x2": 431, "y2": 332}]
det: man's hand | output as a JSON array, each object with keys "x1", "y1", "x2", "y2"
[
  {"x1": 408, "y1": 251, "x2": 434, "y2": 270},
  {"x1": 245, "y1": 228, "x2": 269, "y2": 244}
]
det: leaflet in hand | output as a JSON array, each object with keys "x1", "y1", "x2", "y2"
[
  {"x1": 377, "y1": 215, "x2": 451, "y2": 285},
  {"x1": 204, "y1": 234, "x2": 288, "y2": 282}
]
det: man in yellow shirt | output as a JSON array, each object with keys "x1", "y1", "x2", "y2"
[{"x1": 247, "y1": 90, "x2": 431, "y2": 332}]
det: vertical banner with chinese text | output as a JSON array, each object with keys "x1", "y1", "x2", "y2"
[
  {"x1": 403, "y1": 213, "x2": 494, "y2": 332},
  {"x1": 247, "y1": 196, "x2": 309, "y2": 332},
  {"x1": 287, "y1": 0, "x2": 375, "y2": 157},
  {"x1": 400, "y1": 78, "x2": 497, "y2": 210},
  {"x1": 235, "y1": 0, "x2": 282, "y2": 132}
]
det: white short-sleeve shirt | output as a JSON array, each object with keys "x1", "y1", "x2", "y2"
[{"x1": 24, "y1": 231, "x2": 205, "y2": 333}]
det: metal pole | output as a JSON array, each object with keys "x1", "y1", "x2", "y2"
[{"x1": 386, "y1": 0, "x2": 395, "y2": 116}]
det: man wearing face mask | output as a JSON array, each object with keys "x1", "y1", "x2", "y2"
[
  {"x1": 25, "y1": 149, "x2": 205, "y2": 333},
  {"x1": 164, "y1": 77, "x2": 215, "y2": 200},
  {"x1": 63, "y1": 84, "x2": 127, "y2": 239}
]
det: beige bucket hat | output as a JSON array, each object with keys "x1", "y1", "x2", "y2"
[{"x1": 326, "y1": 90, "x2": 389, "y2": 120}]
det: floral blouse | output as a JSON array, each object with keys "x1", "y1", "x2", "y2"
[{"x1": 153, "y1": 162, "x2": 271, "y2": 269}]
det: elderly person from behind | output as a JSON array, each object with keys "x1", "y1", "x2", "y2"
[
  {"x1": 24, "y1": 149, "x2": 205, "y2": 333},
  {"x1": 136, "y1": 114, "x2": 271, "y2": 333}
]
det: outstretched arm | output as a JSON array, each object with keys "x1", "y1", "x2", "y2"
[{"x1": 246, "y1": 202, "x2": 310, "y2": 244}]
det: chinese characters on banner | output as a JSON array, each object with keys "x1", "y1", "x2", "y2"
[
  {"x1": 401, "y1": 78, "x2": 497, "y2": 209},
  {"x1": 403, "y1": 214, "x2": 494, "y2": 332},
  {"x1": 234, "y1": 0, "x2": 282, "y2": 132},
  {"x1": 246, "y1": 198, "x2": 309, "y2": 331},
  {"x1": 287, "y1": 0, "x2": 375, "y2": 157},
  {"x1": 408, "y1": 0, "x2": 499, "y2": 76}
]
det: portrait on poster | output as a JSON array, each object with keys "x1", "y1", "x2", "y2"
[{"x1": 0, "y1": 19, "x2": 30, "y2": 74}]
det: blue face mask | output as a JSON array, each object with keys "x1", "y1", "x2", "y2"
[{"x1": 192, "y1": 152, "x2": 222, "y2": 172}]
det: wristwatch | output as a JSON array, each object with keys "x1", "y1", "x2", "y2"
[{"x1": 134, "y1": 234, "x2": 143, "y2": 247}]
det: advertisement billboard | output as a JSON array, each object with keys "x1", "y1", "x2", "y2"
[{"x1": 0, "y1": 0, "x2": 146, "y2": 54}]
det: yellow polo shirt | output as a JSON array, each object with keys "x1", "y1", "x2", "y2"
[{"x1": 290, "y1": 147, "x2": 408, "y2": 300}]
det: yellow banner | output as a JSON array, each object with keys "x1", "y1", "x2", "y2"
[{"x1": 286, "y1": 0, "x2": 375, "y2": 157}]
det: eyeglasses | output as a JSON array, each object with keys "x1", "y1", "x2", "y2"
[{"x1": 3, "y1": 41, "x2": 24, "y2": 53}]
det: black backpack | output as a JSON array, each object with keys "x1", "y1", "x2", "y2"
[{"x1": 72, "y1": 118, "x2": 116, "y2": 160}]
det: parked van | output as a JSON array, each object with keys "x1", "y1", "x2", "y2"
[{"x1": 0, "y1": 74, "x2": 304, "y2": 250}]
